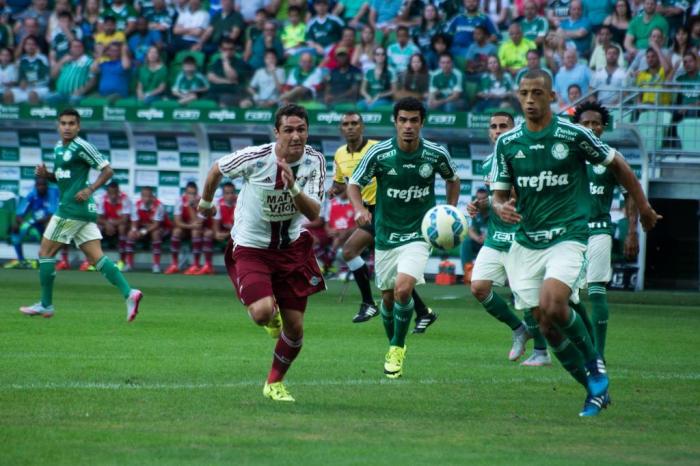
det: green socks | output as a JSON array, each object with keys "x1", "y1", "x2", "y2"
[
  {"x1": 588, "y1": 282, "x2": 609, "y2": 359},
  {"x1": 569, "y1": 300, "x2": 594, "y2": 340},
  {"x1": 380, "y1": 301, "x2": 394, "y2": 341},
  {"x1": 390, "y1": 298, "x2": 414, "y2": 348},
  {"x1": 95, "y1": 256, "x2": 132, "y2": 299},
  {"x1": 551, "y1": 338, "x2": 588, "y2": 387},
  {"x1": 480, "y1": 290, "x2": 522, "y2": 330},
  {"x1": 560, "y1": 309, "x2": 598, "y2": 363},
  {"x1": 39, "y1": 257, "x2": 56, "y2": 307},
  {"x1": 524, "y1": 309, "x2": 547, "y2": 350}
]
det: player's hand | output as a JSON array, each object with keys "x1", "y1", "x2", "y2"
[
  {"x1": 624, "y1": 231, "x2": 639, "y2": 261},
  {"x1": 354, "y1": 207, "x2": 372, "y2": 226},
  {"x1": 497, "y1": 198, "x2": 521, "y2": 224},
  {"x1": 327, "y1": 184, "x2": 342, "y2": 199},
  {"x1": 277, "y1": 159, "x2": 295, "y2": 189},
  {"x1": 197, "y1": 204, "x2": 216, "y2": 218},
  {"x1": 640, "y1": 205, "x2": 662, "y2": 232},
  {"x1": 466, "y1": 201, "x2": 478, "y2": 218},
  {"x1": 74, "y1": 188, "x2": 92, "y2": 202},
  {"x1": 35, "y1": 163, "x2": 50, "y2": 178}
]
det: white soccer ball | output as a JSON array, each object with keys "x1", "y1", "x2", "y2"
[{"x1": 421, "y1": 204, "x2": 469, "y2": 250}]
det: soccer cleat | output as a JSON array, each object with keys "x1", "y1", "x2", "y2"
[
  {"x1": 79, "y1": 260, "x2": 91, "y2": 271},
  {"x1": 3, "y1": 259, "x2": 21, "y2": 269},
  {"x1": 121, "y1": 262, "x2": 132, "y2": 272},
  {"x1": 183, "y1": 264, "x2": 200, "y2": 275},
  {"x1": 585, "y1": 357, "x2": 609, "y2": 397},
  {"x1": 352, "y1": 302, "x2": 379, "y2": 323},
  {"x1": 412, "y1": 309, "x2": 438, "y2": 334},
  {"x1": 55, "y1": 260, "x2": 70, "y2": 271},
  {"x1": 508, "y1": 324, "x2": 531, "y2": 361},
  {"x1": 521, "y1": 351, "x2": 552, "y2": 367},
  {"x1": 126, "y1": 289, "x2": 143, "y2": 322},
  {"x1": 579, "y1": 391, "x2": 611, "y2": 417},
  {"x1": 19, "y1": 302, "x2": 55, "y2": 318},
  {"x1": 263, "y1": 381, "x2": 295, "y2": 402},
  {"x1": 264, "y1": 310, "x2": 282, "y2": 338},
  {"x1": 116, "y1": 260, "x2": 125, "y2": 271},
  {"x1": 164, "y1": 263, "x2": 179, "y2": 275},
  {"x1": 194, "y1": 263, "x2": 214, "y2": 275},
  {"x1": 384, "y1": 345, "x2": 407, "y2": 379},
  {"x1": 152, "y1": 264, "x2": 161, "y2": 274}
]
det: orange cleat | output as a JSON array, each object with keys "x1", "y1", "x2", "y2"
[
  {"x1": 194, "y1": 263, "x2": 214, "y2": 275},
  {"x1": 183, "y1": 264, "x2": 201, "y2": 275},
  {"x1": 164, "y1": 263, "x2": 180, "y2": 274},
  {"x1": 55, "y1": 260, "x2": 70, "y2": 271},
  {"x1": 79, "y1": 260, "x2": 91, "y2": 271}
]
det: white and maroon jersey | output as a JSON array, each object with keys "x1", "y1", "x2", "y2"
[
  {"x1": 217, "y1": 142, "x2": 326, "y2": 249},
  {"x1": 131, "y1": 198, "x2": 165, "y2": 225},
  {"x1": 97, "y1": 192, "x2": 132, "y2": 219},
  {"x1": 328, "y1": 197, "x2": 355, "y2": 230},
  {"x1": 214, "y1": 197, "x2": 236, "y2": 228},
  {"x1": 174, "y1": 194, "x2": 199, "y2": 223}
]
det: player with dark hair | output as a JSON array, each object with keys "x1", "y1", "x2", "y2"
[
  {"x1": 348, "y1": 97, "x2": 460, "y2": 378},
  {"x1": 198, "y1": 104, "x2": 326, "y2": 402},
  {"x1": 165, "y1": 181, "x2": 211, "y2": 275},
  {"x1": 491, "y1": 69, "x2": 660, "y2": 416},
  {"x1": 126, "y1": 186, "x2": 166, "y2": 273},
  {"x1": 467, "y1": 111, "x2": 551, "y2": 366},
  {"x1": 572, "y1": 100, "x2": 639, "y2": 361},
  {"x1": 19, "y1": 108, "x2": 142, "y2": 321},
  {"x1": 329, "y1": 111, "x2": 439, "y2": 332}
]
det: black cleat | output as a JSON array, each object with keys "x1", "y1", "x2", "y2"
[
  {"x1": 352, "y1": 302, "x2": 379, "y2": 323},
  {"x1": 412, "y1": 309, "x2": 438, "y2": 334}
]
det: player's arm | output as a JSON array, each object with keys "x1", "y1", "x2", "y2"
[
  {"x1": 328, "y1": 157, "x2": 346, "y2": 198},
  {"x1": 623, "y1": 193, "x2": 639, "y2": 260},
  {"x1": 437, "y1": 146, "x2": 460, "y2": 206},
  {"x1": 146, "y1": 204, "x2": 164, "y2": 233},
  {"x1": 76, "y1": 165, "x2": 113, "y2": 202},
  {"x1": 445, "y1": 178, "x2": 460, "y2": 206},
  {"x1": 198, "y1": 162, "x2": 223, "y2": 218},
  {"x1": 347, "y1": 146, "x2": 378, "y2": 226},
  {"x1": 606, "y1": 154, "x2": 660, "y2": 231},
  {"x1": 491, "y1": 189, "x2": 521, "y2": 224},
  {"x1": 277, "y1": 159, "x2": 322, "y2": 221},
  {"x1": 35, "y1": 163, "x2": 57, "y2": 182}
]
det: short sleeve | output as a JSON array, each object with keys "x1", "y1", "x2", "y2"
[
  {"x1": 218, "y1": 147, "x2": 265, "y2": 179},
  {"x1": 577, "y1": 125, "x2": 616, "y2": 166},
  {"x1": 302, "y1": 147, "x2": 326, "y2": 202},
  {"x1": 130, "y1": 206, "x2": 139, "y2": 222},
  {"x1": 333, "y1": 153, "x2": 345, "y2": 183},
  {"x1": 491, "y1": 138, "x2": 512, "y2": 191},
  {"x1": 349, "y1": 146, "x2": 378, "y2": 188},
  {"x1": 174, "y1": 198, "x2": 184, "y2": 216},
  {"x1": 121, "y1": 196, "x2": 132, "y2": 216},
  {"x1": 436, "y1": 146, "x2": 459, "y2": 181},
  {"x1": 153, "y1": 203, "x2": 164, "y2": 222},
  {"x1": 77, "y1": 141, "x2": 109, "y2": 170}
]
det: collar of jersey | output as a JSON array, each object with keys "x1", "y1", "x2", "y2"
[
  {"x1": 395, "y1": 138, "x2": 423, "y2": 158},
  {"x1": 522, "y1": 116, "x2": 557, "y2": 140}
]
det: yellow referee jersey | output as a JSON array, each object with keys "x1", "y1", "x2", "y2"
[{"x1": 333, "y1": 138, "x2": 378, "y2": 205}]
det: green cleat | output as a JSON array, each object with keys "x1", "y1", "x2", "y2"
[
  {"x1": 263, "y1": 381, "x2": 295, "y2": 402},
  {"x1": 3, "y1": 259, "x2": 21, "y2": 269},
  {"x1": 264, "y1": 309, "x2": 282, "y2": 339},
  {"x1": 384, "y1": 345, "x2": 407, "y2": 379}
]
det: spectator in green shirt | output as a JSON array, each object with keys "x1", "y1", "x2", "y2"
[
  {"x1": 358, "y1": 46, "x2": 397, "y2": 110},
  {"x1": 136, "y1": 45, "x2": 167, "y2": 105},
  {"x1": 207, "y1": 37, "x2": 252, "y2": 106},
  {"x1": 48, "y1": 39, "x2": 94, "y2": 105},
  {"x1": 624, "y1": 0, "x2": 669, "y2": 58},
  {"x1": 475, "y1": 55, "x2": 515, "y2": 112},
  {"x1": 193, "y1": 0, "x2": 244, "y2": 54},
  {"x1": 171, "y1": 55, "x2": 209, "y2": 104},
  {"x1": 428, "y1": 53, "x2": 464, "y2": 112},
  {"x1": 518, "y1": 0, "x2": 549, "y2": 47},
  {"x1": 332, "y1": 0, "x2": 370, "y2": 28},
  {"x1": 674, "y1": 51, "x2": 700, "y2": 118}
]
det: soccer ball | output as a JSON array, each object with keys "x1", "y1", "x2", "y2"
[{"x1": 421, "y1": 205, "x2": 468, "y2": 250}]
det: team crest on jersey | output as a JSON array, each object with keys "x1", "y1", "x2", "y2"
[
  {"x1": 63, "y1": 150, "x2": 73, "y2": 162},
  {"x1": 256, "y1": 160, "x2": 265, "y2": 168},
  {"x1": 419, "y1": 163, "x2": 433, "y2": 178},
  {"x1": 551, "y1": 143, "x2": 569, "y2": 160},
  {"x1": 309, "y1": 276, "x2": 321, "y2": 286},
  {"x1": 592, "y1": 164, "x2": 606, "y2": 175}
]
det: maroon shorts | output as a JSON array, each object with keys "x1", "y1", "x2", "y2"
[{"x1": 224, "y1": 232, "x2": 326, "y2": 311}]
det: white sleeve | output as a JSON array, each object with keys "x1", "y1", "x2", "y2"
[
  {"x1": 121, "y1": 196, "x2": 132, "y2": 216},
  {"x1": 218, "y1": 145, "x2": 270, "y2": 179},
  {"x1": 153, "y1": 203, "x2": 165, "y2": 222},
  {"x1": 302, "y1": 147, "x2": 327, "y2": 202},
  {"x1": 173, "y1": 198, "x2": 184, "y2": 216}
]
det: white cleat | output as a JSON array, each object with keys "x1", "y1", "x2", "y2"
[
  {"x1": 521, "y1": 351, "x2": 552, "y2": 367},
  {"x1": 19, "y1": 302, "x2": 54, "y2": 318},
  {"x1": 151, "y1": 264, "x2": 161, "y2": 274},
  {"x1": 509, "y1": 323, "x2": 531, "y2": 361},
  {"x1": 126, "y1": 289, "x2": 143, "y2": 322}
]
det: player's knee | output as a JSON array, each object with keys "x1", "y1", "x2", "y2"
[
  {"x1": 393, "y1": 284, "x2": 413, "y2": 305},
  {"x1": 247, "y1": 300, "x2": 276, "y2": 325},
  {"x1": 172, "y1": 228, "x2": 182, "y2": 238},
  {"x1": 470, "y1": 281, "x2": 491, "y2": 301}
]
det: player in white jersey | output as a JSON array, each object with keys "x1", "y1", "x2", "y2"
[{"x1": 198, "y1": 104, "x2": 326, "y2": 402}]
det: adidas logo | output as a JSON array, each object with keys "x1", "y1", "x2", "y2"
[
  {"x1": 515, "y1": 150, "x2": 526, "y2": 159},
  {"x1": 387, "y1": 168, "x2": 398, "y2": 175},
  {"x1": 262, "y1": 176, "x2": 273, "y2": 183}
]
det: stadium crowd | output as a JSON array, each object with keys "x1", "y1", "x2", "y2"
[{"x1": 0, "y1": 0, "x2": 696, "y2": 111}]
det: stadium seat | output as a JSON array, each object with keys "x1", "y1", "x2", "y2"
[
  {"x1": 79, "y1": 96, "x2": 111, "y2": 107},
  {"x1": 678, "y1": 118, "x2": 700, "y2": 152},
  {"x1": 152, "y1": 100, "x2": 180, "y2": 109},
  {"x1": 636, "y1": 110, "x2": 672, "y2": 152},
  {"x1": 186, "y1": 99, "x2": 218, "y2": 109}
]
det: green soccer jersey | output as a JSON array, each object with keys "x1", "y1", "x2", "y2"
[
  {"x1": 101, "y1": 4, "x2": 138, "y2": 32},
  {"x1": 482, "y1": 154, "x2": 516, "y2": 251},
  {"x1": 173, "y1": 72, "x2": 208, "y2": 93},
  {"x1": 18, "y1": 54, "x2": 49, "y2": 87},
  {"x1": 587, "y1": 162, "x2": 624, "y2": 236},
  {"x1": 493, "y1": 116, "x2": 615, "y2": 249},
  {"x1": 350, "y1": 137, "x2": 458, "y2": 250},
  {"x1": 519, "y1": 16, "x2": 549, "y2": 42},
  {"x1": 53, "y1": 137, "x2": 109, "y2": 222}
]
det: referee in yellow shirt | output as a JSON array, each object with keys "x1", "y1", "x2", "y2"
[{"x1": 328, "y1": 111, "x2": 438, "y2": 332}]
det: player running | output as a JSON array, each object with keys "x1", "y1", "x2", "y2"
[
  {"x1": 573, "y1": 101, "x2": 640, "y2": 361},
  {"x1": 468, "y1": 112, "x2": 551, "y2": 366},
  {"x1": 126, "y1": 186, "x2": 166, "y2": 273},
  {"x1": 348, "y1": 97, "x2": 460, "y2": 379},
  {"x1": 329, "y1": 111, "x2": 439, "y2": 332},
  {"x1": 19, "y1": 108, "x2": 142, "y2": 321},
  {"x1": 491, "y1": 70, "x2": 661, "y2": 416},
  {"x1": 197, "y1": 104, "x2": 326, "y2": 402}
]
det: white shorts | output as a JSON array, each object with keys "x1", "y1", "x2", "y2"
[
  {"x1": 44, "y1": 215, "x2": 103, "y2": 246},
  {"x1": 586, "y1": 234, "x2": 613, "y2": 284},
  {"x1": 375, "y1": 241, "x2": 430, "y2": 291},
  {"x1": 471, "y1": 245, "x2": 509, "y2": 286},
  {"x1": 505, "y1": 241, "x2": 588, "y2": 310},
  {"x1": 11, "y1": 86, "x2": 50, "y2": 103}
]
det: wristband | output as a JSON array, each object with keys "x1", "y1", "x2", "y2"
[
  {"x1": 288, "y1": 183, "x2": 302, "y2": 197},
  {"x1": 198, "y1": 199, "x2": 213, "y2": 209}
]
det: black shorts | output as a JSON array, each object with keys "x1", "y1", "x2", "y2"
[{"x1": 359, "y1": 204, "x2": 375, "y2": 236}]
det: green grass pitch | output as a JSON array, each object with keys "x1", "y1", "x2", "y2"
[{"x1": 2, "y1": 269, "x2": 699, "y2": 465}]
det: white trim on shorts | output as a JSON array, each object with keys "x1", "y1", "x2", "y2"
[
  {"x1": 586, "y1": 233, "x2": 613, "y2": 284},
  {"x1": 43, "y1": 215, "x2": 103, "y2": 246}
]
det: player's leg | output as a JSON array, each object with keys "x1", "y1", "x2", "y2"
[
  {"x1": 184, "y1": 228, "x2": 203, "y2": 274},
  {"x1": 19, "y1": 233, "x2": 65, "y2": 317},
  {"x1": 56, "y1": 244, "x2": 71, "y2": 270},
  {"x1": 392, "y1": 272, "x2": 417, "y2": 348},
  {"x1": 586, "y1": 234, "x2": 614, "y2": 360},
  {"x1": 342, "y1": 227, "x2": 378, "y2": 322},
  {"x1": 9, "y1": 222, "x2": 33, "y2": 266},
  {"x1": 521, "y1": 308, "x2": 551, "y2": 366},
  {"x1": 197, "y1": 227, "x2": 215, "y2": 275},
  {"x1": 410, "y1": 289, "x2": 438, "y2": 334},
  {"x1": 534, "y1": 306, "x2": 587, "y2": 386},
  {"x1": 264, "y1": 301, "x2": 306, "y2": 402},
  {"x1": 150, "y1": 228, "x2": 163, "y2": 273},
  {"x1": 125, "y1": 228, "x2": 137, "y2": 270},
  {"x1": 166, "y1": 227, "x2": 183, "y2": 274},
  {"x1": 117, "y1": 222, "x2": 129, "y2": 269}
]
